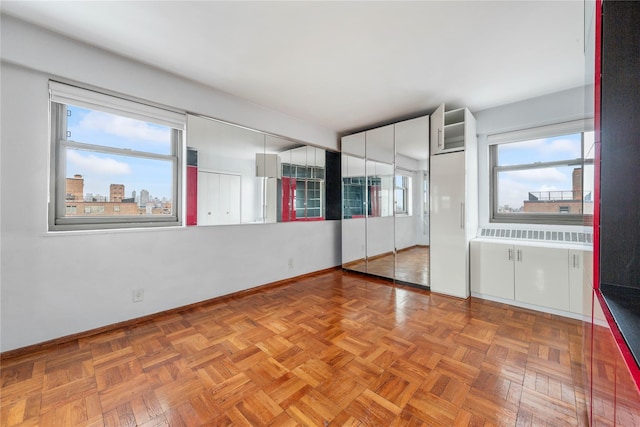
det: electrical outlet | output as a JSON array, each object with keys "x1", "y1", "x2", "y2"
[
  {"x1": 288, "y1": 258, "x2": 294, "y2": 269},
  {"x1": 132, "y1": 288, "x2": 144, "y2": 303}
]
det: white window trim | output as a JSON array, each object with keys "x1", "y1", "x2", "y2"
[
  {"x1": 487, "y1": 119, "x2": 594, "y2": 146},
  {"x1": 49, "y1": 81, "x2": 185, "y2": 129},
  {"x1": 48, "y1": 81, "x2": 186, "y2": 231},
  {"x1": 394, "y1": 173, "x2": 412, "y2": 216}
]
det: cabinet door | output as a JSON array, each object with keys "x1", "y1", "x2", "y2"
[
  {"x1": 220, "y1": 173, "x2": 241, "y2": 224},
  {"x1": 430, "y1": 103, "x2": 445, "y2": 155},
  {"x1": 515, "y1": 246, "x2": 569, "y2": 311},
  {"x1": 430, "y1": 151, "x2": 467, "y2": 298},
  {"x1": 197, "y1": 171, "x2": 215, "y2": 226},
  {"x1": 470, "y1": 241, "x2": 515, "y2": 299}
]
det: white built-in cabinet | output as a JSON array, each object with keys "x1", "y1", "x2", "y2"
[
  {"x1": 469, "y1": 241, "x2": 515, "y2": 300},
  {"x1": 470, "y1": 240, "x2": 592, "y2": 316},
  {"x1": 198, "y1": 171, "x2": 241, "y2": 225},
  {"x1": 514, "y1": 245, "x2": 570, "y2": 311},
  {"x1": 430, "y1": 103, "x2": 468, "y2": 155},
  {"x1": 429, "y1": 104, "x2": 477, "y2": 298}
]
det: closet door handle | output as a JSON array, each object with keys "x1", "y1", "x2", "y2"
[
  {"x1": 508, "y1": 248, "x2": 513, "y2": 261},
  {"x1": 438, "y1": 128, "x2": 443, "y2": 149},
  {"x1": 460, "y1": 203, "x2": 465, "y2": 230},
  {"x1": 517, "y1": 249, "x2": 522, "y2": 262}
]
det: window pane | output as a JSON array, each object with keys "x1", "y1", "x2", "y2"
[
  {"x1": 65, "y1": 147, "x2": 174, "y2": 216},
  {"x1": 67, "y1": 105, "x2": 173, "y2": 155},
  {"x1": 395, "y1": 189, "x2": 405, "y2": 213},
  {"x1": 497, "y1": 165, "x2": 586, "y2": 214},
  {"x1": 583, "y1": 163, "x2": 595, "y2": 215},
  {"x1": 497, "y1": 133, "x2": 582, "y2": 166},
  {"x1": 584, "y1": 130, "x2": 595, "y2": 160}
]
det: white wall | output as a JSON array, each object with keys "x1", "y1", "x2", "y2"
[
  {"x1": 0, "y1": 15, "x2": 340, "y2": 352},
  {"x1": 474, "y1": 85, "x2": 593, "y2": 227}
]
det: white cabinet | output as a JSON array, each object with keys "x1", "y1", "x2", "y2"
[
  {"x1": 515, "y1": 245, "x2": 569, "y2": 311},
  {"x1": 198, "y1": 171, "x2": 241, "y2": 225},
  {"x1": 430, "y1": 151, "x2": 467, "y2": 297},
  {"x1": 430, "y1": 107, "x2": 477, "y2": 299},
  {"x1": 430, "y1": 103, "x2": 472, "y2": 155},
  {"x1": 471, "y1": 240, "x2": 592, "y2": 315},
  {"x1": 256, "y1": 153, "x2": 281, "y2": 178},
  {"x1": 470, "y1": 240, "x2": 514, "y2": 299}
]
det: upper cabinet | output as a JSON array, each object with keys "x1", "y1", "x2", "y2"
[{"x1": 430, "y1": 103, "x2": 472, "y2": 155}]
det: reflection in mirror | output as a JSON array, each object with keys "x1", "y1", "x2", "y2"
[
  {"x1": 365, "y1": 160, "x2": 395, "y2": 279},
  {"x1": 395, "y1": 116, "x2": 430, "y2": 287},
  {"x1": 342, "y1": 154, "x2": 367, "y2": 274},
  {"x1": 364, "y1": 124, "x2": 395, "y2": 280},
  {"x1": 279, "y1": 144, "x2": 327, "y2": 221},
  {"x1": 188, "y1": 115, "x2": 265, "y2": 225},
  {"x1": 187, "y1": 115, "x2": 327, "y2": 225}
]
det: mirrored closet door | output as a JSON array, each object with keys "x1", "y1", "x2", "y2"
[{"x1": 341, "y1": 115, "x2": 430, "y2": 287}]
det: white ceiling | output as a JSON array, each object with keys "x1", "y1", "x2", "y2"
[{"x1": 1, "y1": 1, "x2": 587, "y2": 135}]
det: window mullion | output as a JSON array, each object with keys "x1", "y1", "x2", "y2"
[
  {"x1": 61, "y1": 140, "x2": 174, "y2": 162},
  {"x1": 496, "y1": 158, "x2": 583, "y2": 173}
]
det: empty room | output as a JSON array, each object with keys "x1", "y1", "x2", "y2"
[{"x1": 1, "y1": 1, "x2": 639, "y2": 426}]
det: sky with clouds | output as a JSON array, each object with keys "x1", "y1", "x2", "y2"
[
  {"x1": 496, "y1": 132, "x2": 594, "y2": 211},
  {"x1": 66, "y1": 106, "x2": 173, "y2": 200}
]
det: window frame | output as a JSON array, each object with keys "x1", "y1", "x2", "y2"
[
  {"x1": 48, "y1": 81, "x2": 186, "y2": 231},
  {"x1": 295, "y1": 178, "x2": 325, "y2": 219},
  {"x1": 489, "y1": 119, "x2": 594, "y2": 226},
  {"x1": 394, "y1": 174, "x2": 412, "y2": 216}
]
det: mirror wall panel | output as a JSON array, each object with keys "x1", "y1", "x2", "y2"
[
  {"x1": 188, "y1": 114, "x2": 333, "y2": 226},
  {"x1": 189, "y1": 115, "x2": 265, "y2": 225}
]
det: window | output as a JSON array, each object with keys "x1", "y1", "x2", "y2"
[
  {"x1": 49, "y1": 82, "x2": 185, "y2": 230},
  {"x1": 489, "y1": 120, "x2": 594, "y2": 225},
  {"x1": 394, "y1": 175, "x2": 412, "y2": 215}
]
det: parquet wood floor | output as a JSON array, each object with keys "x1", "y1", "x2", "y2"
[{"x1": 1, "y1": 269, "x2": 590, "y2": 426}]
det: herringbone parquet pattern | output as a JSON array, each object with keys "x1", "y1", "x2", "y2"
[{"x1": 1, "y1": 269, "x2": 590, "y2": 426}]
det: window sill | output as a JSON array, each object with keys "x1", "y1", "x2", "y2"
[{"x1": 43, "y1": 225, "x2": 187, "y2": 237}]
